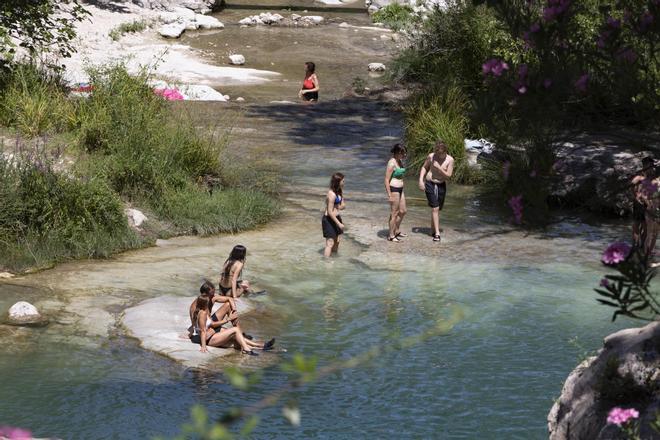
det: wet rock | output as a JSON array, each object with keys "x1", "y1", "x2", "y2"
[
  {"x1": 303, "y1": 16, "x2": 324, "y2": 24},
  {"x1": 548, "y1": 321, "x2": 660, "y2": 440},
  {"x1": 125, "y1": 208, "x2": 148, "y2": 228},
  {"x1": 229, "y1": 54, "x2": 245, "y2": 65},
  {"x1": 122, "y1": 295, "x2": 254, "y2": 368},
  {"x1": 368, "y1": 62, "x2": 386, "y2": 72},
  {"x1": 158, "y1": 22, "x2": 186, "y2": 38},
  {"x1": 6, "y1": 301, "x2": 47, "y2": 326}
]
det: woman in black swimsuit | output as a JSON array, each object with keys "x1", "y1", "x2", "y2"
[
  {"x1": 219, "y1": 245, "x2": 251, "y2": 298},
  {"x1": 322, "y1": 172, "x2": 345, "y2": 257},
  {"x1": 190, "y1": 295, "x2": 273, "y2": 355}
]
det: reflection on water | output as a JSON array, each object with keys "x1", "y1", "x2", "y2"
[{"x1": 0, "y1": 9, "x2": 640, "y2": 439}]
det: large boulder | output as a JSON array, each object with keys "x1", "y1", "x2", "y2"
[
  {"x1": 6, "y1": 301, "x2": 47, "y2": 326},
  {"x1": 158, "y1": 22, "x2": 186, "y2": 38},
  {"x1": 194, "y1": 14, "x2": 224, "y2": 29},
  {"x1": 548, "y1": 322, "x2": 660, "y2": 440}
]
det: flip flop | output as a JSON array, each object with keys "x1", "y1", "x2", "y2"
[
  {"x1": 395, "y1": 232, "x2": 408, "y2": 238},
  {"x1": 433, "y1": 234, "x2": 441, "y2": 242},
  {"x1": 262, "y1": 338, "x2": 276, "y2": 351},
  {"x1": 241, "y1": 349, "x2": 259, "y2": 356},
  {"x1": 387, "y1": 236, "x2": 401, "y2": 242}
]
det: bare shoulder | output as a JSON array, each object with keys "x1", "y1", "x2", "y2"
[
  {"x1": 447, "y1": 154, "x2": 455, "y2": 163},
  {"x1": 387, "y1": 158, "x2": 397, "y2": 168}
]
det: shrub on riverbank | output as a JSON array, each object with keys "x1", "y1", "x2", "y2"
[
  {"x1": 372, "y1": 4, "x2": 413, "y2": 31},
  {"x1": 0, "y1": 63, "x2": 279, "y2": 272},
  {"x1": 393, "y1": 0, "x2": 660, "y2": 221}
]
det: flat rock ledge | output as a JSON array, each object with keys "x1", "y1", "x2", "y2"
[
  {"x1": 122, "y1": 295, "x2": 253, "y2": 368},
  {"x1": 548, "y1": 321, "x2": 660, "y2": 440}
]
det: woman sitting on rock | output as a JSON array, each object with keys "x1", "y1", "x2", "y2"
[
  {"x1": 298, "y1": 61, "x2": 319, "y2": 102},
  {"x1": 189, "y1": 280, "x2": 238, "y2": 329},
  {"x1": 219, "y1": 245, "x2": 252, "y2": 298},
  {"x1": 190, "y1": 295, "x2": 274, "y2": 355}
]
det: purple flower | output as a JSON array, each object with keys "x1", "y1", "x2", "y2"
[
  {"x1": 0, "y1": 427, "x2": 32, "y2": 440},
  {"x1": 602, "y1": 242, "x2": 631, "y2": 265},
  {"x1": 502, "y1": 161, "x2": 511, "y2": 180},
  {"x1": 640, "y1": 11, "x2": 654, "y2": 31},
  {"x1": 530, "y1": 22, "x2": 541, "y2": 33},
  {"x1": 543, "y1": 78, "x2": 553, "y2": 88},
  {"x1": 574, "y1": 73, "x2": 589, "y2": 92},
  {"x1": 518, "y1": 64, "x2": 529, "y2": 78},
  {"x1": 508, "y1": 195, "x2": 523, "y2": 224},
  {"x1": 607, "y1": 407, "x2": 639, "y2": 426},
  {"x1": 617, "y1": 48, "x2": 638, "y2": 63},
  {"x1": 606, "y1": 16, "x2": 621, "y2": 29},
  {"x1": 599, "y1": 278, "x2": 610, "y2": 288}
]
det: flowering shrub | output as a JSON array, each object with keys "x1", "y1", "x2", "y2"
[
  {"x1": 0, "y1": 426, "x2": 32, "y2": 440},
  {"x1": 607, "y1": 407, "x2": 640, "y2": 426},
  {"x1": 595, "y1": 244, "x2": 659, "y2": 321}
]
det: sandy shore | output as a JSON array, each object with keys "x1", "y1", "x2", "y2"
[{"x1": 63, "y1": 1, "x2": 279, "y2": 93}]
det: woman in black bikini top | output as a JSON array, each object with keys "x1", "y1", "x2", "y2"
[{"x1": 219, "y1": 245, "x2": 250, "y2": 298}]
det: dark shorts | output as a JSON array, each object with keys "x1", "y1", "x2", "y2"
[
  {"x1": 390, "y1": 186, "x2": 403, "y2": 194},
  {"x1": 190, "y1": 332, "x2": 214, "y2": 345},
  {"x1": 303, "y1": 91, "x2": 318, "y2": 101},
  {"x1": 633, "y1": 200, "x2": 646, "y2": 222},
  {"x1": 425, "y1": 181, "x2": 447, "y2": 209},
  {"x1": 322, "y1": 215, "x2": 343, "y2": 239}
]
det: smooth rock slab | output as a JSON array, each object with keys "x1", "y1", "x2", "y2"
[
  {"x1": 122, "y1": 295, "x2": 253, "y2": 368},
  {"x1": 159, "y1": 22, "x2": 186, "y2": 38}
]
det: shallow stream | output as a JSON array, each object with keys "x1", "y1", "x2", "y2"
[{"x1": 0, "y1": 8, "x2": 640, "y2": 439}]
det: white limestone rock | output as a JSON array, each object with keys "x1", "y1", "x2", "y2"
[
  {"x1": 303, "y1": 15, "x2": 324, "y2": 24},
  {"x1": 122, "y1": 295, "x2": 255, "y2": 368},
  {"x1": 7, "y1": 301, "x2": 46, "y2": 326},
  {"x1": 181, "y1": 85, "x2": 228, "y2": 101},
  {"x1": 125, "y1": 208, "x2": 148, "y2": 228},
  {"x1": 229, "y1": 54, "x2": 246, "y2": 65},
  {"x1": 194, "y1": 14, "x2": 224, "y2": 29},
  {"x1": 367, "y1": 62, "x2": 386, "y2": 72},
  {"x1": 159, "y1": 22, "x2": 186, "y2": 38}
]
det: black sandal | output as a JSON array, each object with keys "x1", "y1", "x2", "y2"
[
  {"x1": 263, "y1": 338, "x2": 276, "y2": 351},
  {"x1": 387, "y1": 236, "x2": 401, "y2": 242},
  {"x1": 395, "y1": 232, "x2": 408, "y2": 238},
  {"x1": 433, "y1": 234, "x2": 441, "y2": 242},
  {"x1": 242, "y1": 349, "x2": 259, "y2": 356}
]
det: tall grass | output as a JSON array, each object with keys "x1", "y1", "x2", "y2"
[
  {"x1": 109, "y1": 20, "x2": 148, "y2": 41},
  {"x1": 404, "y1": 86, "x2": 483, "y2": 184},
  {"x1": 0, "y1": 64, "x2": 72, "y2": 137}
]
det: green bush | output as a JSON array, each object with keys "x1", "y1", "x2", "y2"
[
  {"x1": 109, "y1": 20, "x2": 147, "y2": 41},
  {"x1": 372, "y1": 4, "x2": 413, "y2": 31},
  {"x1": 0, "y1": 152, "x2": 139, "y2": 271}
]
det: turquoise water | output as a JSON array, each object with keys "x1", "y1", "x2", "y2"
[{"x1": 0, "y1": 9, "x2": 639, "y2": 440}]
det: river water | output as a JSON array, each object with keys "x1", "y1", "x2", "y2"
[{"x1": 0, "y1": 8, "x2": 639, "y2": 440}]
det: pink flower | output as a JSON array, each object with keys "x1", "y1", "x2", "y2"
[
  {"x1": 0, "y1": 426, "x2": 32, "y2": 440},
  {"x1": 574, "y1": 73, "x2": 589, "y2": 92},
  {"x1": 517, "y1": 85, "x2": 527, "y2": 94},
  {"x1": 600, "y1": 278, "x2": 609, "y2": 288},
  {"x1": 482, "y1": 59, "x2": 509, "y2": 77},
  {"x1": 602, "y1": 242, "x2": 631, "y2": 265},
  {"x1": 154, "y1": 88, "x2": 184, "y2": 101},
  {"x1": 607, "y1": 407, "x2": 639, "y2": 426}
]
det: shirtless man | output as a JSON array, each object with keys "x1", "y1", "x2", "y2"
[
  {"x1": 631, "y1": 157, "x2": 655, "y2": 248},
  {"x1": 418, "y1": 141, "x2": 454, "y2": 242}
]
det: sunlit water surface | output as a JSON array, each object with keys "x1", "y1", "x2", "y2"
[{"x1": 0, "y1": 8, "x2": 639, "y2": 440}]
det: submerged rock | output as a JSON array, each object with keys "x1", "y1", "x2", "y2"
[
  {"x1": 122, "y1": 295, "x2": 254, "y2": 368},
  {"x1": 6, "y1": 301, "x2": 47, "y2": 326},
  {"x1": 548, "y1": 321, "x2": 660, "y2": 439}
]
